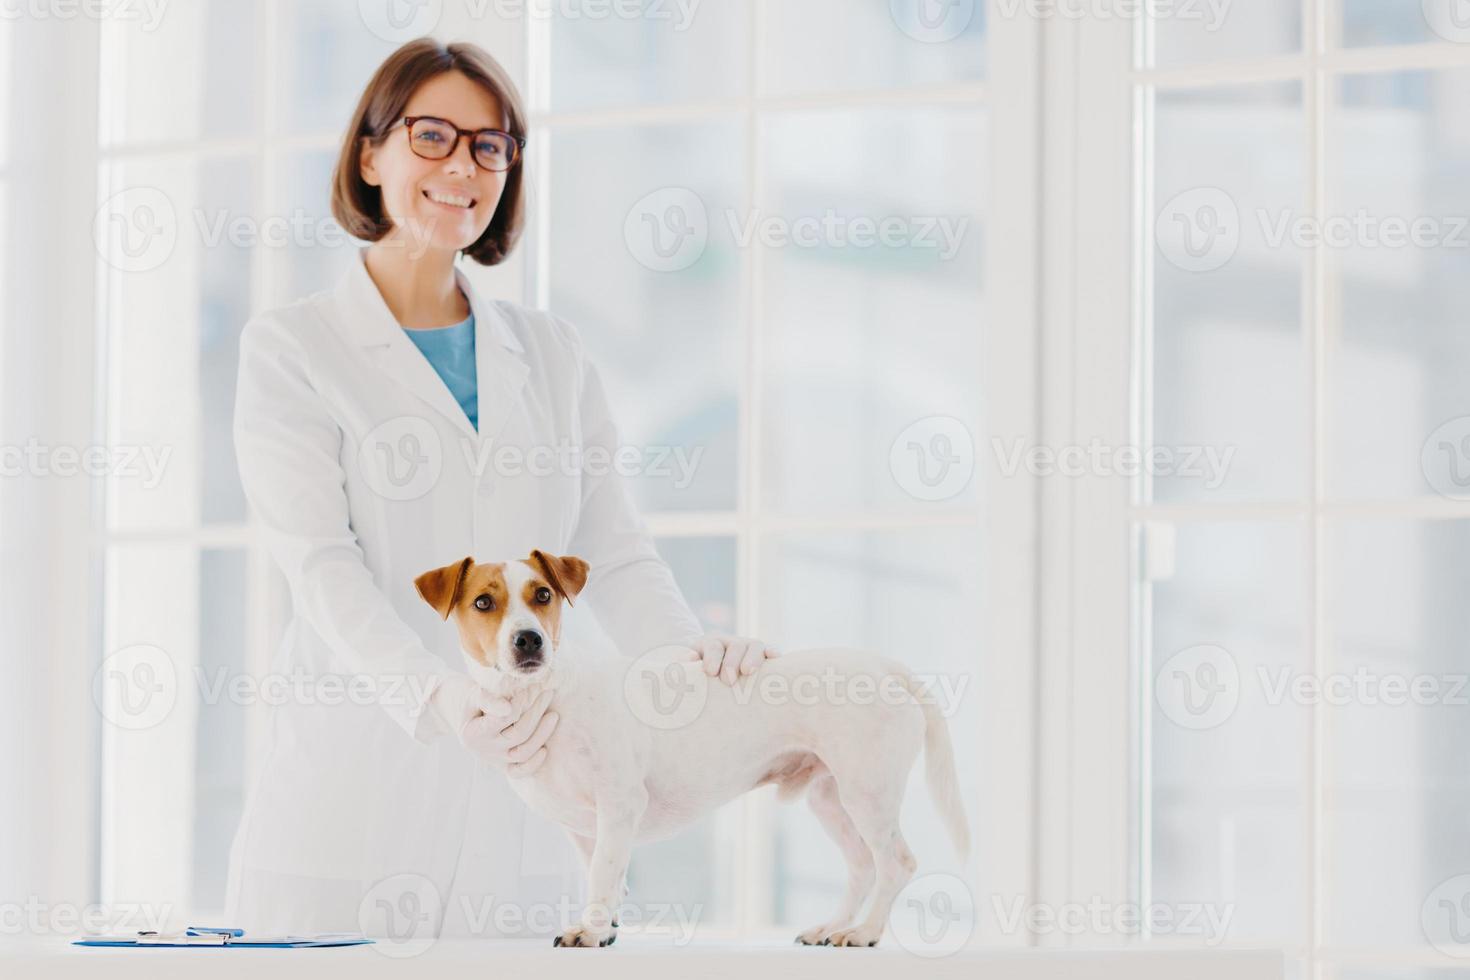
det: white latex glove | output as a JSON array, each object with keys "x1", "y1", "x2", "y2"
[
  {"x1": 692, "y1": 633, "x2": 782, "y2": 686},
  {"x1": 429, "y1": 674, "x2": 559, "y2": 778}
]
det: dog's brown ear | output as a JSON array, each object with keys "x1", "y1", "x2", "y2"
[
  {"x1": 414, "y1": 556, "x2": 474, "y2": 620},
  {"x1": 528, "y1": 550, "x2": 589, "y2": 607}
]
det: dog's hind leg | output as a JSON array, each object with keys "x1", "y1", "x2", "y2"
[
  {"x1": 824, "y1": 785, "x2": 917, "y2": 948},
  {"x1": 794, "y1": 772, "x2": 875, "y2": 946}
]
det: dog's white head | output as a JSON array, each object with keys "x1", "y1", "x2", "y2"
[{"x1": 414, "y1": 550, "x2": 589, "y2": 692}]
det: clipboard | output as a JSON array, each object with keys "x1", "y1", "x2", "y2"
[{"x1": 73, "y1": 925, "x2": 374, "y2": 948}]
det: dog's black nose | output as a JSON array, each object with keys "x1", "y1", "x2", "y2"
[{"x1": 512, "y1": 629, "x2": 544, "y2": 657}]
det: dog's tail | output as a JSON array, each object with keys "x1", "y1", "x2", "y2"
[{"x1": 905, "y1": 672, "x2": 972, "y2": 863}]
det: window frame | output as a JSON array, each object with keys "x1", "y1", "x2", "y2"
[{"x1": 0, "y1": 12, "x2": 106, "y2": 913}]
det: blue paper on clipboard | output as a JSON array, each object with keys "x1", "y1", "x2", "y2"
[{"x1": 73, "y1": 925, "x2": 374, "y2": 948}]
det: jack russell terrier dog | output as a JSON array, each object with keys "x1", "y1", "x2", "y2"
[{"x1": 414, "y1": 550, "x2": 971, "y2": 949}]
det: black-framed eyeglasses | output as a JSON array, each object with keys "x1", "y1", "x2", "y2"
[{"x1": 396, "y1": 116, "x2": 526, "y2": 172}]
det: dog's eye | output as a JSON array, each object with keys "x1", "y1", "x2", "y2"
[
  {"x1": 534, "y1": 587, "x2": 553, "y2": 604},
  {"x1": 474, "y1": 594, "x2": 494, "y2": 611}
]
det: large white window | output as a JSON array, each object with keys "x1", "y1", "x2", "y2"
[{"x1": 1060, "y1": 2, "x2": 1470, "y2": 977}]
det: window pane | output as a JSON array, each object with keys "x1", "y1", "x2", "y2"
[
  {"x1": 102, "y1": 546, "x2": 246, "y2": 917},
  {"x1": 279, "y1": 0, "x2": 399, "y2": 135},
  {"x1": 657, "y1": 536, "x2": 737, "y2": 635},
  {"x1": 547, "y1": 0, "x2": 748, "y2": 111},
  {"x1": 1340, "y1": 0, "x2": 1465, "y2": 47},
  {"x1": 759, "y1": 106, "x2": 984, "y2": 515},
  {"x1": 191, "y1": 549, "x2": 249, "y2": 913},
  {"x1": 1145, "y1": 0, "x2": 1301, "y2": 69},
  {"x1": 1145, "y1": 520, "x2": 1307, "y2": 942},
  {"x1": 763, "y1": 0, "x2": 986, "y2": 96},
  {"x1": 279, "y1": 149, "x2": 356, "y2": 303},
  {"x1": 1327, "y1": 520, "x2": 1470, "y2": 950},
  {"x1": 625, "y1": 537, "x2": 738, "y2": 927},
  {"x1": 546, "y1": 121, "x2": 743, "y2": 513},
  {"x1": 101, "y1": 543, "x2": 200, "y2": 910},
  {"x1": 759, "y1": 528, "x2": 980, "y2": 928},
  {"x1": 98, "y1": 156, "x2": 255, "y2": 530},
  {"x1": 99, "y1": 1, "x2": 260, "y2": 146},
  {"x1": 1328, "y1": 70, "x2": 1470, "y2": 500},
  {"x1": 1148, "y1": 83, "x2": 1306, "y2": 503}
]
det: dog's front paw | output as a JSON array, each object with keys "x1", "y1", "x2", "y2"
[
  {"x1": 826, "y1": 926, "x2": 882, "y2": 947},
  {"x1": 552, "y1": 924, "x2": 617, "y2": 948}
]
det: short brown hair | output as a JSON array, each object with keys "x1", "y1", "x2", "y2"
[{"x1": 331, "y1": 38, "x2": 528, "y2": 266}]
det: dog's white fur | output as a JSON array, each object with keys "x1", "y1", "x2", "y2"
[{"x1": 435, "y1": 557, "x2": 970, "y2": 949}]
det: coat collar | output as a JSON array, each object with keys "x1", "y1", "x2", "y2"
[{"x1": 331, "y1": 247, "x2": 529, "y2": 444}]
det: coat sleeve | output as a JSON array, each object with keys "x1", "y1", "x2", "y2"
[
  {"x1": 558, "y1": 320, "x2": 706, "y2": 657},
  {"x1": 232, "y1": 312, "x2": 456, "y2": 744}
]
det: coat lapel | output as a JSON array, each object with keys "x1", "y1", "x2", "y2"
[
  {"x1": 459, "y1": 263, "x2": 530, "y2": 448},
  {"x1": 330, "y1": 249, "x2": 528, "y2": 447}
]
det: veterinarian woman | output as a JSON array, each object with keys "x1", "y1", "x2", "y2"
[{"x1": 223, "y1": 38, "x2": 776, "y2": 940}]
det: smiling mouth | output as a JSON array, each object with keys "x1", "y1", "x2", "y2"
[
  {"x1": 515, "y1": 657, "x2": 544, "y2": 673},
  {"x1": 423, "y1": 189, "x2": 478, "y2": 209}
]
